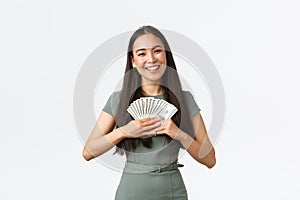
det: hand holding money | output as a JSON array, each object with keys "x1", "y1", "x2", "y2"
[
  {"x1": 156, "y1": 119, "x2": 182, "y2": 140},
  {"x1": 119, "y1": 117, "x2": 163, "y2": 138}
]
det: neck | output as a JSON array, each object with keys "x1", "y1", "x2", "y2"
[{"x1": 141, "y1": 83, "x2": 164, "y2": 96}]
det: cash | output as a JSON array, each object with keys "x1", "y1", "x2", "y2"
[{"x1": 127, "y1": 97, "x2": 178, "y2": 120}]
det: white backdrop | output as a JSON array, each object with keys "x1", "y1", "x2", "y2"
[{"x1": 1, "y1": 0, "x2": 299, "y2": 199}]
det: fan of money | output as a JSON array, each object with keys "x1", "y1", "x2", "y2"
[{"x1": 127, "y1": 97, "x2": 178, "y2": 120}]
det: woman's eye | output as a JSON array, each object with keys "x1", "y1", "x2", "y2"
[
  {"x1": 154, "y1": 49, "x2": 162, "y2": 53},
  {"x1": 138, "y1": 53, "x2": 145, "y2": 56}
]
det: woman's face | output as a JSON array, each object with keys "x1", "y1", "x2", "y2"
[{"x1": 131, "y1": 33, "x2": 167, "y2": 84}]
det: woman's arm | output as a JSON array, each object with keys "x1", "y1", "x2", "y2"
[
  {"x1": 156, "y1": 112, "x2": 216, "y2": 169},
  {"x1": 82, "y1": 111, "x2": 126, "y2": 161},
  {"x1": 177, "y1": 112, "x2": 216, "y2": 169},
  {"x1": 82, "y1": 112, "x2": 163, "y2": 161}
]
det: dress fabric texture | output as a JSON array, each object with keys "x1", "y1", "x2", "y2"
[{"x1": 102, "y1": 91, "x2": 201, "y2": 200}]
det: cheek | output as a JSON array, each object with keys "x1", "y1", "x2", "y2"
[
  {"x1": 158, "y1": 54, "x2": 167, "y2": 64},
  {"x1": 133, "y1": 58, "x2": 145, "y2": 66},
  {"x1": 161, "y1": 65, "x2": 167, "y2": 73}
]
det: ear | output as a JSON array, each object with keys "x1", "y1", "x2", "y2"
[{"x1": 131, "y1": 56, "x2": 136, "y2": 67}]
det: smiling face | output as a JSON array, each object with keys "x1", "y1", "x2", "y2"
[{"x1": 131, "y1": 33, "x2": 167, "y2": 84}]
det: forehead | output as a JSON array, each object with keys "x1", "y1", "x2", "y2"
[{"x1": 132, "y1": 33, "x2": 164, "y2": 50}]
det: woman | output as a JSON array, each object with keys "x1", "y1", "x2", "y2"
[{"x1": 82, "y1": 25, "x2": 216, "y2": 200}]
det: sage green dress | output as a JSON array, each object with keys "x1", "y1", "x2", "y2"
[{"x1": 103, "y1": 91, "x2": 201, "y2": 200}]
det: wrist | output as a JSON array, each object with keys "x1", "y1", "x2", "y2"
[
  {"x1": 176, "y1": 129, "x2": 194, "y2": 148},
  {"x1": 116, "y1": 127, "x2": 127, "y2": 140},
  {"x1": 105, "y1": 128, "x2": 126, "y2": 145},
  {"x1": 174, "y1": 129, "x2": 185, "y2": 141}
]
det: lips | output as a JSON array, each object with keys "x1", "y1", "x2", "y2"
[{"x1": 145, "y1": 65, "x2": 160, "y2": 71}]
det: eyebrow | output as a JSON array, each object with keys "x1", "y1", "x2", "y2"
[{"x1": 135, "y1": 45, "x2": 163, "y2": 53}]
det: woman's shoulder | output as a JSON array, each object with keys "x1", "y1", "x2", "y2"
[
  {"x1": 103, "y1": 91, "x2": 122, "y2": 116},
  {"x1": 110, "y1": 91, "x2": 121, "y2": 99},
  {"x1": 104, "y1": 91, "x2": 122, "y2": 104},
  {"x1": 182, "y1": 90, "x2": 194, "y2": 98},
  {"x1": 181, "y1": 90, "x2": 201, "y2": 113}
]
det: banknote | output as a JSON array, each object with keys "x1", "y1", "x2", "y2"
[{"x1": 127, "y1": 97, "x2": 178, "y2": 120}]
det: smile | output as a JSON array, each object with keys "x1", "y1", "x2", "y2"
[{"x1": 145, "y1": 65, "x2": 160, "y2": 72}]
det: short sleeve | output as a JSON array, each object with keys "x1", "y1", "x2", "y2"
[
  {"x1": 183, "y1": 91, "x2": 201, "y2": 116},
  {"x1": 102, "y1": 91, "x2": 121, "y2": 117}
]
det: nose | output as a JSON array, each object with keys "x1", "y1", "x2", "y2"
[{"x1": 147, "y1": 51, "x2": 156, "y2": 63}]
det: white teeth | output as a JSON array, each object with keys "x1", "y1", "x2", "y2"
[{"x1": 145, "y1": 65, "x2": 160, "y2": 71}]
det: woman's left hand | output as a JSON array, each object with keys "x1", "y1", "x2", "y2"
[{"x1": 156, "y1": 119, "x2": 182, "y2": 140}]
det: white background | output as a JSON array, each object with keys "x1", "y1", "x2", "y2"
[{"x1": 1, "y1": 0, "x2": 299, "y2": 199}]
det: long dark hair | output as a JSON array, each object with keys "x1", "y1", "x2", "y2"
[{"x1": 114, "y1": 25, "x2": 194, "y2": 155}]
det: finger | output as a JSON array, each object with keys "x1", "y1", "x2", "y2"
[
  {"x1": 155, "y1": 129, "x2": 166, "y2": 134},
  {"x1": 143, "y1": 128, "x2": 160, "y2": 137},
  {"x1": 154, "y1": 126, "x2": 165, "y2": 131},
  {"x1": 161, "y1": 119, "x2": 167, "y2": 126},
  {"x1": 159, "y1": 121, "x2": 166, "y2": 129},
  {"x1": 153, "y1": 121, "x2": 165, "y2": 130},
  {"x1": 143, "y1": 131, "x2": 155, "y2": 137},
  {"x1": 141, "y1": 117, "x2": 161, "y2": 126},
  {"x1": 140, "y1": 118, "x2": 151, "y2": 123},
  {"x1": 142, "y1": 121, "x2": 163, "y2": 132},
  {"x1": 152, "y1": 128, "x2": 163, "y2": 135}
]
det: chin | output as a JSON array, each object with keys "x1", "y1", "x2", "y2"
[{"x1": 144, "y1": 73, "x2": 165, "y2": 82}]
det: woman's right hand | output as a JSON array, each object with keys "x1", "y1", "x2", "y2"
[{"x1": 119, "y1": 117, "x2": 163, "y2": 138}]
